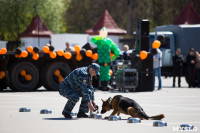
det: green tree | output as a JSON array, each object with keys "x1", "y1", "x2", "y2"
[
  {"x1": 1, "y1": 0, "x2": 199, "y2": 41},
  {"x1": 64, "y1": 0, "x2": 200, "y2": 33},
  {"x1": 64, "y1": 0, "x2": 129, "y2": 33},
  {"x1": 0, "y1": 0, "x2": 65, "y2": 41}
]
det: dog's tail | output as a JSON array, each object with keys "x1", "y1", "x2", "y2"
[{"x1": 148, "y1": 114, "x2": 165, "y2": 120}]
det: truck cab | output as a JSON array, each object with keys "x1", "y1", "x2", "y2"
[{"x1": 149, "y1": 24, "x2": 200, "y2": 77}]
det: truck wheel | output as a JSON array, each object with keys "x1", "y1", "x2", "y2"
[
  {"x1": 9, "y1": 62, "x2": 39, "y2": 91},
  {"x1": 42, "y1": 62, "x2": 71, "y2": 91}
]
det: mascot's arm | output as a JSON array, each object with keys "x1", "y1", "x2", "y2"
[
  {"x1": 91, "y1": 36, "x2": 102, "y2": 46},
  {"x1": 111, "y1": 42, "x2": 120, "y2": 60}
]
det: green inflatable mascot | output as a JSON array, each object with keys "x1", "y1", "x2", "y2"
[{"x1": 91, "y1": 27, "x2": 120, "y2": 91}]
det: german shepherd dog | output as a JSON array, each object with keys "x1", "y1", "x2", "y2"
[{"x1": 101, "y1": 95, "x2": 165, "y2": 120}]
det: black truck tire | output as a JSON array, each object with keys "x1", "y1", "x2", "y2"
[
  {"x1": 42, "y1": 62, "x2": 71, "y2": 91},
  {"x1": 9, "y1": 62, "x2": 39, "y2": 91}
]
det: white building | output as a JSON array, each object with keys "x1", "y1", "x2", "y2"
[{"x1": 0, "y1": 41, "x2": 7, "y2": 49}]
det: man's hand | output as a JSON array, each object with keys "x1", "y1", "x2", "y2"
[
  {"x1": 88, "y1": 102, "x2": 95, "y2": 113},
  {"x1": 91, "y1": 101, "x2": 96, "y2": 108}
]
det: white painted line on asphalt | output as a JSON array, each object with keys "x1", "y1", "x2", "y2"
[
  {"x1": 170, "y1": 104, "x2": 200, "y2": 106},
  {"x1": 139, "y1": 121, "x2": 200, "y2": 126},
  {"x1": 0, "y1": 109, "x2": 63, "y2": 113},
  {"x1": 132, "y1": 96, "x2": 199, "y2": 98},
  {"x1": 0, "y1": 101, "x2": 63, "y2": 104},
  {"x1": 141, "y1": 100, "x2": 200, "y2": 102},
  {"x1": 143, "y1": 105, "x2": 200, "y2": 110},
  {"x1": 167, "y1": 121, "x2": 200, "y2": 125},
  {"x1": 166, "y1": 114, "x2": 200, "y2": 116},
  {"x1": 0, "y1": 105, "x2": 61, "y2": 108},
  {"x1": 0, "y1": 97, "x2": 62, "y2": 100},
  {"x1": 0, "y1": 93, "x2": 198, "y2": 98},
  {"x1": 146, "y1": 108, "x2": 200, "y2": 110}
]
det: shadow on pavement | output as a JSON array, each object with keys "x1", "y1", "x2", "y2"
[
  {"x1": 43, "y1": 117, "x2": 128, "y2": 121},
  {"x1": 43, "y1": 118, "x2": 78, "y2": 120}
]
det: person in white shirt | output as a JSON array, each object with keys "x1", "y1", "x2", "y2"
[{"x1": 153, "y1": 48, "x2": 162, "y2": 90}]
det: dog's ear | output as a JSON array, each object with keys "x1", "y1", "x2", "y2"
[
  {"x1": 101, "y1": 99, "x2": 105, "y2": 102},
  {"x1": 107, "y1": 97, "x2": 112, "y2": 103}
]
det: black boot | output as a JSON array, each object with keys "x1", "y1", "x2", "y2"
[
  {"x1": 62, "y1": 111, "x2": 72, "y2": 119},
  {"x1": 77, "y1": 111, "x2": 88, "y2": 118}
]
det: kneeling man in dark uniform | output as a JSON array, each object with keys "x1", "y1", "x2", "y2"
[{"x1": 58, "y1": 63, "x2": 100, "y2": 118}]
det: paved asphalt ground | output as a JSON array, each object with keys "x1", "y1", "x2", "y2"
[{"x1": 0, "y1": 77, "x2": 200, "y2": 133}]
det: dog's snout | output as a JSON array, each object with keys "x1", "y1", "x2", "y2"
[{"x1": 101, "y1": 109, "x2": 106, "y2": 114}]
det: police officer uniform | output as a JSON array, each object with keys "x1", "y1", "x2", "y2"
[{"x1": 58, "y1": 63, "x2": 100, "y2": 118}]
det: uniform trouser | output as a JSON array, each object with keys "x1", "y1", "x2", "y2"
[
  {"x1": 173, "y1": 68, "x2": 182, "y2": 86},
  {"x1": 153, "y1": 67, "x2": 162, "y2": 89},
  {"x1": 58, "y1": 83, "x2": 89, "y2": 114},
  {"x1": 197, "y1": 69, "x2": 200, "y2": 87},
  {"x1": 188, "y1": 68, "x2": 195, "y2": 87}
]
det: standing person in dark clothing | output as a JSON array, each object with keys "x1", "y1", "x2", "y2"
[
  {"x1": 172, "y1": 48, "x2": 183, "y2": 87},
  {"x1": 186, "y1": 48, "x2": 196, "y2": 88}
]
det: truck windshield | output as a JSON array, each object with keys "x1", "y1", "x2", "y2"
[{"x1": 160, "y1": 36, "x2": 170, "y2": 49}]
